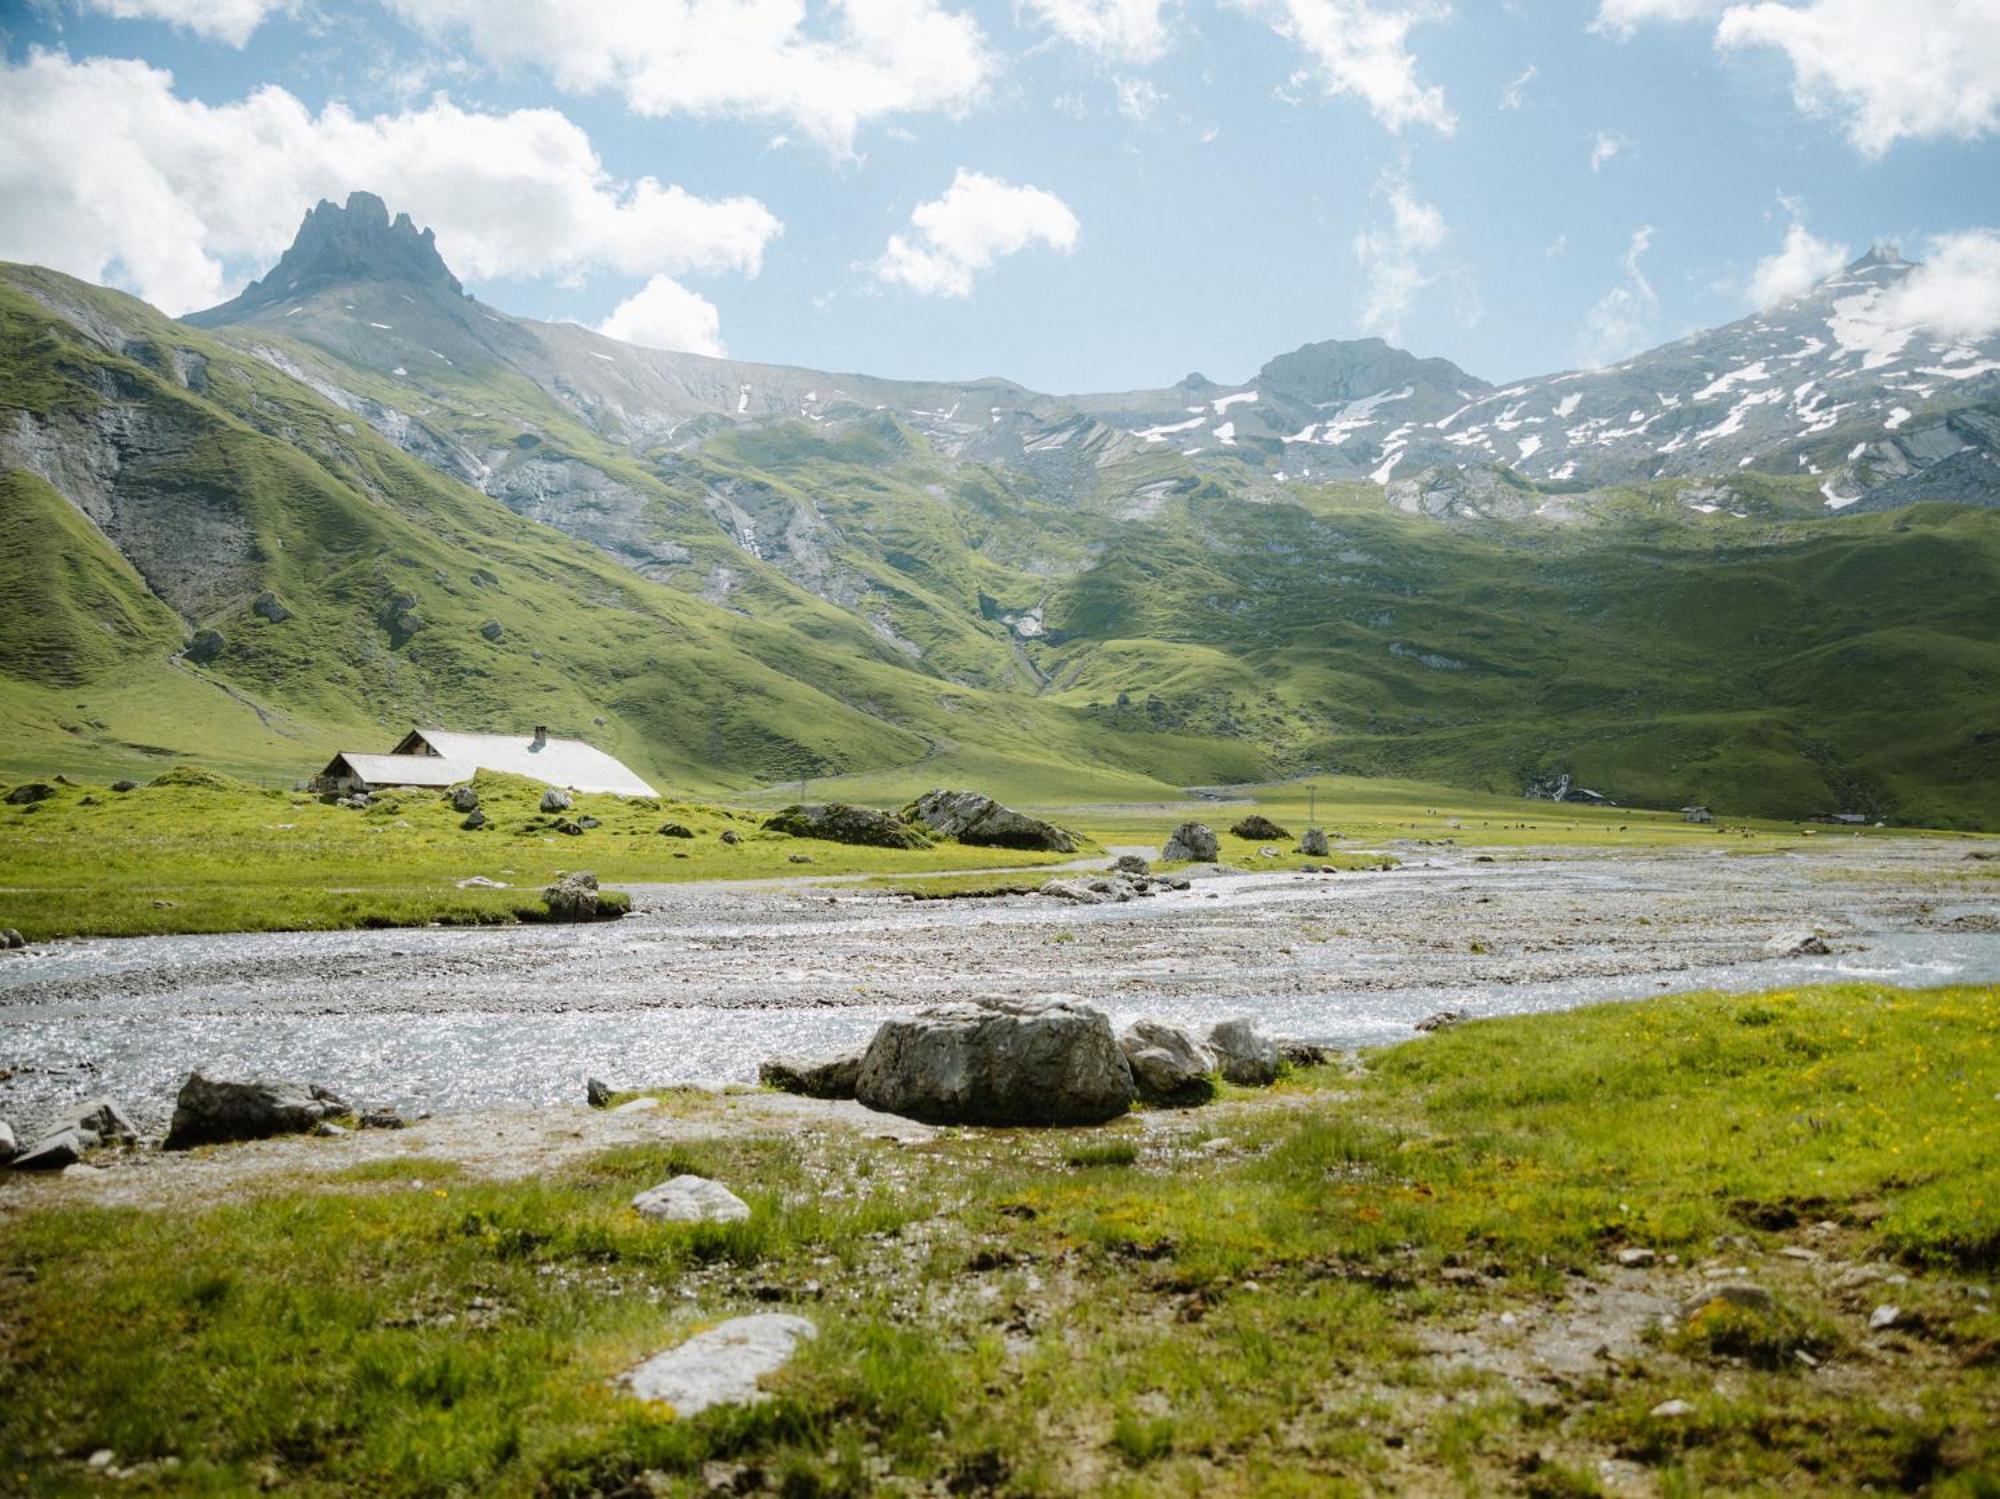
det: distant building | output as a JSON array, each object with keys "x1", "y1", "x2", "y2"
[
  {"x1": 1809, "y1": 812, "x2": 1868, "y2": 826},
  {"x1": 314, "y1": 725, "x2": 656, "y2": 797},
  {"x1": 1682, "y1": 805, "x2": 1713, "y2": 824}
]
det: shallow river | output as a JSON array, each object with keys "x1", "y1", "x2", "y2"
[{"x1": 2, "y1": 841, "x2": 1995, "y2": 1131}]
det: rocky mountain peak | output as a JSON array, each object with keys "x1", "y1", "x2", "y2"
[
  {"x1": 270, "y1": 191, "x2": 462, "y2": 297},
  {"x1": 186, "y1": 191, "x2": 462, "y2": 325}
]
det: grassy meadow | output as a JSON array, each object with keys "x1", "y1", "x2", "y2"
[
  {"x1": 1, "y1": 761, "x2": 1959, "y2": 941},
  {"x1": 2, "y1": 982, "x2": 1995, "y2": 1495}
]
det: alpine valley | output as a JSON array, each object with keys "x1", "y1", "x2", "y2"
[{"x1": 4, "y1": 192, "x2": 1997, "y2": 824}]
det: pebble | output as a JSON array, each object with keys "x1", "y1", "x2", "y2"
[
  {"x1": 88, "y1": 1450, "x2": 114, "y2": 1469},
  {"x1": 1649, "y1": 1399, "x2": 1694, "y2": 1419},
  {"x1": 1869, "y1": 1304, "x2": 1900, "y2": 1331},
  {"x1": 1617, "y1": 1247, "x2": 1656, "y2": 1268},
  {"x1": 612, "y1": 1097, "x2": 659, "y2": 1115}
]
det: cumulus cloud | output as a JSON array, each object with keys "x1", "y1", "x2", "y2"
[
  {"x1": 1591, "y1": 0, "x2": 1729, "y2": 38},
  {"x1": 1226, "y1": 0, "x2": 1455, "y2": 134},
  {"x1": 1747, "y1": 207, "x2": 1849, "y2": 307},
  {"x1": 0, "y1": 50, "x2": 782, "y2": 316},
  {"x1": 1589, "y1": 131, "x2": 1628, "y2": 171},
  {"x1": 1717, "y1": 0, "x2": 2000, "y2": 157},
  {"x1": 874, "y1": 169, "x2": 1080, "y2": 297},
  {"x1": 79, "y1": 0, "x2": 297, "y2": 46},
  {"x1": 596, "y1": 274, "x2": 726, "y2": 355},
  {"x1": 1878, "y1": 230, "x2": 2000, "y2": 341},
  {"x1": 1021, "y1": 0, "x2": 1174, "y2": 65},
  {"x1": 1595, "y1": 0, "x2": 2000, "y2": 156},
  {"x1": 1577, "y1": 225, "x2": 1659, "y2": 367},
  {"x1": 384, "y1": 0, "x2": 994, "y2": 155},
  {"x1": 1352, "y1": 174, "x2": 1448, "y2": 339}
]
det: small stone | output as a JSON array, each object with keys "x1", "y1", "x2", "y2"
[
  {"x1": 613, "y1": 1097, "x2": 659, "y2": 1115},
  {"x1": 788, "y1": 853, "x2": 813, "y2": 864},
  {"x1": 88, "y1": 1449, "x2": 115, "y2": 1469},
  {"x1": 758, "y1": 1053, "x2": 862, "y2": 1100},
  {"x1": 449, "y1": 785, "x2": 480, "y2": 813},
  {"x1": 616, "y1": 1313, "x2": 814, "y2": 1414},
  {"x1": 462, "y1": 810, "x2": 488, "y2": 830},
  {"x1": 539, "y1": 787, "x2": 573, "y2": 813},
  {"x1": 0, "y1": 929, "x2": 23, "y2": 951},
  {"x1": 0, "y1": 1119, "x2": 15, "y2": 1163},
  {"x1": 1679, "y1": 1283, "x2": 1774, "y2": 1320},
  {"x1": 357, "y1": 1112, "x2": 405, "y2": 1130},
  {"x1": 1869, "y1": 1304, "x2": 1900, "y2": 1331},
  {"x1": 1779, "y1": 1246, "x2": 1819, "y2": 1262},
  {"x1": 631, "y1": 1174, "x2": 751, "y2": 1224},
  {"x1": 1617, "y1": 1247, "x2": 1657, "y2": 1268},
  {"x1": 720, "y1": 829, "x2": 741, "y2": 845},
  {"x1": 658, "y1": 823, "x2": 695, "y2": 838},
  {"x1": 1297, "y1": 827, "x2": 1331, "y2": 857},
  {"x1": 586, "y1": 1077, "x2": 615, "y2": 1107},
  {"x1": 314, "y1": 1121, "x2": 347, "y2": 1137},
  {"x1": 1649, "y1": 1399, "x2": 1694, "y2": 1419}
]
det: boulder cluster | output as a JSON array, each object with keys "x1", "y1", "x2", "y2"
[
  {"x1": 3, "y1": 1070, "x2": 402, "y2": 1173},
  {"x1": 762, "y1": 789, "x2": 1079, "y2": 854},
  {"x1": 761, "y1": 998, "x2": 1322, "y2": 1126}
]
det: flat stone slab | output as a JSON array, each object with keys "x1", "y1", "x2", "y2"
[
  {"x1": 631, "y1": 1174, "x2": 750, "y2": 1223},
  {"x1": 617, "y1": 1313, "x2": 816, "y2": 1415}
]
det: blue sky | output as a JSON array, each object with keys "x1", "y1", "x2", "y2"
[{"x1": 3, "y1": 0, "x2": 1998, "y2": 390}]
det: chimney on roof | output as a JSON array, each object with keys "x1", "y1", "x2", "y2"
[{"x1": 531, "y1": 725, "x2": 547, "y2": 750}]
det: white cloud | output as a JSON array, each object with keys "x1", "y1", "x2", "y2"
[
  {"x1": 875, "y1": 169, "x2": 1080, "y2": 297},
  {"x1": 1225, "y1": 0, "x2": 1456, "y2": 133},
  {"x1": 1352, "y1": 174, "x2": 1448, "y2": 339},
  {"x1": 1747, "y1": 210, "x2": 1848, "y2": 307},
  {"x1": 1596, "y1": 0, "x2": 2000, "y2": 156},
  {"x1": 1500, "y1": 63, "x2": 1536, "y2": 110},
  {"x1": 78, "y1": 0, "x2": 295, "y2": 47},
  {"x1": 596, "y1": 274, "x2": 726, "y2": 355},
  {"x1": 1577, "y1": 225, "x2": 1659, "y2": 367},
  {"x1": 1717, "y1": 0, "x2": 2000, "y2": 157},
  {"x1": 0, "y1": 51, "x2": 782, "y2": 316},
  {"x1": 1877, "y1": 230, "x2": 2000, "y2": 341},
  {"x1": 1021, "y1": 0, "x2": 1174, "y2": 65},
  {"x1": 1591, "y1": 0, "x2": 1728, "y2": 38},
  {"x1": 1589, "y1": 131, "x2": 1628, "y2": 171},
  {"x1": 384, "y1": 0, "x2": 994, "y2": 156}
]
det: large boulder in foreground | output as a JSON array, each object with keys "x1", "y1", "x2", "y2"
[
  {"x1": 762, "y1": 803, "x2": 931, "y2": 849},
  {"x1": 759, "y1": 1052, "x2": 863, "y2": 1100},
  {"x1": 1206, "y1": 1018, "x2": 1281, "y2": 1087},
  {"x1": 1119, "y1": 1019, "x2": 1216, "y2": 1107},
  {"x1": 856, "y1": 999, "x2": 1134, "y2": 1126},
  {"x1": 164, "y1": 1072, "x2": 351, "y2": 1149},
  {"x1": 1161, "y1": 822, "x2": 1219, "y2": 863},
  {"x1": 902, "y1": 789, "x2": 1079, "y2": 854}
]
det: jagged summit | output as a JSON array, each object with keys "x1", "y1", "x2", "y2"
[{"x1": 186, "y1": 191, "x2": 462, "y2": 325}]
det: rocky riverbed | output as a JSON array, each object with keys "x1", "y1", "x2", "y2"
[{"x1": 1, "y1": 838, "x2": 1995, "y2": 1133}]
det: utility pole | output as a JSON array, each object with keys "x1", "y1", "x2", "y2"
[{"x1": 1309, "y1": 782, "x2": 1317, "y2": 826}]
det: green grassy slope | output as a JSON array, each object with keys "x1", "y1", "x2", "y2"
[{"x1": 4, "y1": 260, "x2": 1998, "y2": 825}]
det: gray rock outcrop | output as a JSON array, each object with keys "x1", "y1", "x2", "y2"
[
  {"x1": 759, "y1": 1052, "x2": 863, "y2": 1099},
  {"x1": 163, "y1": 1072, "x2": 351, "y2": 1149},
  {"x1": 1, "y1": 929, "x2": 25, "y2": 950},
  {"x1": 11, "y1": 1128, "x2": 86, "y2": 1170},
  {"x1": 449, "y1": 785, "x2": 479, "y2": 813},
  {"x1": 1161, "y1": 822, "x2": 1219, "y2": 863},
  {"x1": 0, "y1": 1120, "x2": 14, "y2": 1162},
  {"x1": 856, "y1": 999, "x2": 1135, "y2": 1126},
  {"x1": 631, "y1": 1174, "x2": 751, "y2": 1224},
  {"x1": 1205, "y1": 1019, "x2": 1281, "y2": 1086},
  {"x1": 616, "y1": 1313, "x2": 816, "y2": 1414},
  {"x1": 542, "y1": 870, "x2": 600, "y2": 921},
  {"x1": 902, "y1": 789, "x2": 1078, "y2": 853},
  {"x1": 252, "y1": 591, "x2": 292, "y2": 623},
  {"x1": 539, "y1": 787, "x2": 573, "y2": 813},
  {"x1": 1115, "y1": 854, "x2": 1151, "y2": 875},
  {"x1": 4, "y1": 783, "x2": 55, "y2": 806},
  {"x1": 1230, "y1": 814, "x2": 1291, "y2": 841},
  {"x1": 1119, "y1": 1019, "x2": 1217, "y2": 1107},
  {"x1": 1297, "y1": 828, "x2": 1331, "y2": 857},
  {"x1": 761, "y1": 803, "x2": 930, "y2": 849}
]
